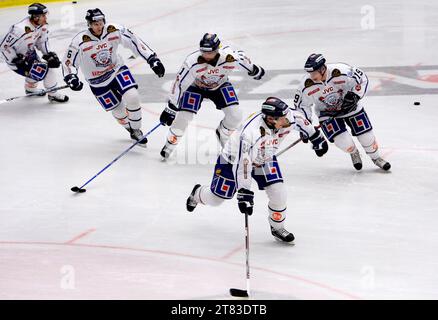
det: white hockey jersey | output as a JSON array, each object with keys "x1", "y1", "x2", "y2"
[
  {"x1": 62, "y1": 23, "x2": 156, "y2": 87},
  {"x1": 0, "y1": 17, "x2": 50, "y2": 70},
  {"x1": 293, "y1": 63, "x2": 369, "y2": 121},
  {"x1": 168, "y1": 46, "x2": 258, "y2": 105},
  {"x1": 222, "y1": 110, "x2": 317, "y2": 190}
]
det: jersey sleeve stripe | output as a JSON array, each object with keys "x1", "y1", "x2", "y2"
[{"x1": 238, "y1": 62, "x2": 251, "y2": 72}]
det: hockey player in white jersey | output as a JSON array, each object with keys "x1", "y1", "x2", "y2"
[
  {"x1": 159, "y1": 33, "x2": 265, "y2": 158},
  {"x1": 62, "y1": 8, "x2": 165, "y2": 146},
  {"x1": 0, "y1": 3, "x2": 68, "y2": 102},
  {"x1": 186, "y1": 97, "x2": 328, "y2": 242},
  {"x1": 294, "y1": 54, "x2": 391, "y2": 171}
]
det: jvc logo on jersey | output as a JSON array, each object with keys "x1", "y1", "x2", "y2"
[
  {"x1": 323, "y1": 87, "x2": 334, "y2": 94},
  {"x1": 96, "y1": 43, "x2": 108, "y2": 50},
  {"x1": 207, "y1": 69, "x2": 219, "y2": 74},
  {"x1": 261, "y1": 139, "x2": 279, "y2": 147}
]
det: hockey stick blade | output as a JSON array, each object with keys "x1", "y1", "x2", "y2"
[
  {"x1": 0, "y1": 84, "x2": 70, "y2": 105},
  {"x1": 71, "y1": 186, "x2": 86, "y2": 193},
  {"x1": 229, "y1": 288, "x2": 249, "y2": 298}
]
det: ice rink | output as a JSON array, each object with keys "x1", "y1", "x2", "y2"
[{"x1": 1, "y1": 0, "x2": 437, "y2": 299}]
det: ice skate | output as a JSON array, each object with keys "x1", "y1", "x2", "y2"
[
  {"x1": 160, "y1": 140, "x2": 177, "y2": 159},
  {"x1": 350, "y1": 149, "x2": 362, "y2": 170},
  {"x1": 372, "y1": 157, "x2": 391, "y2": 171},
  {"x1": 270, "y1": 226, "x2": 295, "y2": 243},
  {"x1": 129, "y1": 128, "x2": 147, "y2": 147},
  {"x1": 48, "y1": 92, "x2": 69, "y2": 103},
  {"x1": 186, "y1": 184, "x2": 201, "y2": 212}
]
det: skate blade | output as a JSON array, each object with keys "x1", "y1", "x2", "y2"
[
  {"x1": 272, "y1": 237, "x2": 295, "y2": 245},
  {"x1": 132, "y1": 139, "x2": 147, "y2": 148}
]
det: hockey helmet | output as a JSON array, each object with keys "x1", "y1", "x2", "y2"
[
  {"x1": 28, "y1": 3, "x2": 48, "y2": 16},
  {"x1": 304, "y1": 53, "x2": 326, "y2": 72},
  {"x1": 200, "y1": 33, "x2": 220, "y2": 52},
  {"x1": 85, "y1": 8, "x2": 106, "y2": 25},
  {"x1": 261, "y1": 97, "x2": 289, "y2": 118}
]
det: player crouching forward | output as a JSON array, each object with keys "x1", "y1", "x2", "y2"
[
  {"x1": 0, "y1": 3, "x2": 68, "y2": 102},
  {"x1": 159, "y1": 33, "x2": 265, "y2": 159},
  {"x1": 294, "y1": 54, "x2": 391, "y2": 171},
  {"x1": 62, "y1": 8, "x2": 165, "y2": 146},
  {"x1": 186, "y1": 97, "x2": 328, "y2": 242}
]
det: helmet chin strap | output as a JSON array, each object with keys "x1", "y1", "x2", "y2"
[{"x1": 319, "y1": 65, "x2": 327, "y2": 78}]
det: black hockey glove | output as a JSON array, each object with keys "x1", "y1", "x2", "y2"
[
  {"x1": 42, "y1": 52, "x2": 61, "y2": 68},
  {"x1": 341, "y1": 91, "x2": 360, "y2": 114},
  {"x1": 300, "y1": 132, "x2": 309, "y2": 143},
  {"x1": 64, "y1": 74, "x2": 83, "y2": 91},
  {"x1": 160, "y1": 101, "x2": 178, "y2": 126},
  {"x1": 237, "y1": 188, "x2": 254, "y2": 215},
  {"x1": 309, "y1": 129, "x2": 328, "y2": 157},
  {"x1": 11, "y1": 54, "x2": 30, "y2": 72},
  {"x1": 300, "y1": 125, "x2": 321, "y2": 143},
  {"x1": 149, "y1": 56, "x2": 165, "y2": 78},
  {"x1": 248, "y1": 64, "x2": 265, "y2": 80}
]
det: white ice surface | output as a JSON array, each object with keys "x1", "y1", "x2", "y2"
[{"x1": 0, "y1": 0, "x2": 437, "y2": 300}]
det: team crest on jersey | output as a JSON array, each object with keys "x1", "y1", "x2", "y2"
[
  {"x1": 305, "y1": 78, "x2": 315, "y2": 88},
  {"x1": 322, "y1": 91, "x2": 343, "y2": 108},
  {"x1": 25, "y1": 26, "x2": 32, "y2": 34},
  {"x1": 82, "y1": 35, "x2": 92, "y2": 42},
  {"x1": 91, "y1": 47, "x2": 113, "y2": 67},
  {"x1": 107, "y1": 25, "x2": 118, "y2": 33},
  {"x1": 225, "y1": 54, "x2": 236, "y2": 63},
  {"x1": 331, "y1": 68, "x2": 342, "y2": 77},
  {"x1": 196, "y1": 74, "x2": 224, "y2": 88}
]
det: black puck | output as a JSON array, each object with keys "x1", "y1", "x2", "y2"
[
  {"x1": 72, "y1": 1, "x2": 77, "y2": 3},
  {"x1": 414, "y1": 101, "x2": 420, "y2": 106}
]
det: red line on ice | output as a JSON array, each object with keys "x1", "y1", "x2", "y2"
[
  {"x1": 0, "y1": 240, "x2": 361, "y2": 300},
  {"x1": 220, "y1": 244, "x2": 244, "y2": 260},
  {"x1": 64, "y1": 228, "x2": 96, "y2": 245}
]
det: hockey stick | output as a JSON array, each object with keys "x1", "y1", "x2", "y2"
[
  {"x1": 230, "y1": 212, "x2": 251, "y2": 298},
  {"x1": 71, "y1": 122, "x2": 163, "y2": 193},
  {"x1": 276, "y1": 124, "x2": 323, "y2": 157},
  {"x1": 0, "y1": 84, "x2": 70, "y2": 105},
  {"x1": 275, "y1": 136, "x2": 303, "y2": 157}
]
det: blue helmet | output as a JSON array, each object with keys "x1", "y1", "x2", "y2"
[
  {"x1": 304, "y1": 53, "x2": 326, "y2": 72},
  {"x1": 28, "y1": 3, "x2": 48, "y2": 16},
  {"x1": 200, "y1": 33, "x2": 220, "y2": 52},
  {"x1": 85, "y1": 8, "x2": 106, "y2": 25},
  {"x1": 261, "y1": 97, "x2": 289, "y2": 117}
]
